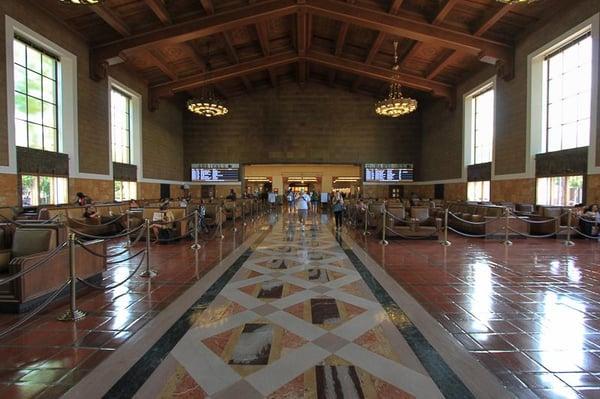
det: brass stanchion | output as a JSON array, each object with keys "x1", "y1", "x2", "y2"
[
  {"x1": 126, "y1": 210, "x2": 131, "y2": 247},
  {"x1": 232, "y1": 202, "x2": 238, "y2": 232},
  {"x1": 380, "y1": 208, "x2": 389, "y2": 246},
  {"x1": 140, "y1": 219, "x2": 157, "y2": 277},
  {"x1": 219, "y1": 206, "x2": 225, "y2": 239},
  {"x1": 191, "y1": 210, "x2": 201, "y2": 250},
  {"x1": 440, "y1": 208, "x2": 452, "y2": 246},
  {"x1": 363, "y1": 207, "x2": 370, "y2": 236},
  {"x1": 502, "y1": 207, "x2": 513, "y2": 246},
  {"x1": 242, "y1": 201, "x2": 247, "y2": 227},
  {"x1": 564, "y1": 208, "x2": 575, "y2": 247},
  {"x1": 58, "y1": 233, "x2": 86, "y2": 321}
]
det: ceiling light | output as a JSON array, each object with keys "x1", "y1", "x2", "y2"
[{"x1": 375, "y1": 41, "x2": 417, "y2": 117}]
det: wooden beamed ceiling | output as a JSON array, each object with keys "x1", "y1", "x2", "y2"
[{"x1": 37, "y1": 0, "x2": 562, "y2": 107}]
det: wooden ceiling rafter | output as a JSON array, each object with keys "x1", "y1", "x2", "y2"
[
  {"x1": 399, "y1": 0, "x2": 459, "y2": 70},
  {"x1": 427, "y1": 3, "x2": 514, "y2": 80},
  {"x1": 143, "y1": 0, "x2": 172, "y2": 25},
  {"x1": 91, "y1": 4, "x2": 131, "y2": 37},
  {"x1": 150, "y1": 51, "x2": 453, "y2": 107},
  {"x1": 352, "y1": 0, "x2": 404, "y2": 92},
  {"x1": 297, "y1": 3, "x2": 308, "y2": 86},
  {"x1": 328, "y1": 0, "x2": 354, "y2": 86},
  {"x1": 147, "y1": 49, "x2": 178, "y2": 80},
  {"x1": 254, "y1": 20, "x2": 278, "y2": 87},
  {"x1": 200, "y1": 0, "x2": 253, "y2": 92}
]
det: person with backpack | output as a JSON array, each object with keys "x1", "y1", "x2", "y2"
[
  {"x1": 296, "y1": 189, "x2": 311, "y2": 230},
  {"x1": 332, "y1": 191, "x2": 345, "y2": 231}
]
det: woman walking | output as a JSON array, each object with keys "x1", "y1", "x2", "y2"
[{"x1": 332, "y1": 191, "x2": 344, "y2": 231}]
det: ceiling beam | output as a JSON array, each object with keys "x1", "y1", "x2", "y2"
[
  {"x1": 91, "y1": 4, "x2": 131, "y2": 37},
  {"x1": 329, "y1": 19, "x2": 349, "y2": 85},
  {"x1": 147, "y1": 50, "x2": 177, "y2": 80},
  {"x1": 199, "y1": 0, "x2": 215, "y2": 15},
  {"x1": 92, "y1": 0, "x2": 512, "y2": 70},
  {"x1": 92, "y1": 0, "x2": 297, "y2": 66},
  {"x1": 427, "y1": 4, "x2": 514, "y2": 80},
  {"x1": 144, "y1": 0, "x2": 171, "y2": 25},
  {"x1": 305, "y1": 0, "x2": 511, "y2": 63},
  {"x1": 254, "y1": 22, "x2": 278, "y2": 87},
  {"x1": 151, "y1": 51, "x2": 298, "y2": 97},
  {"x1": 353, "y1": 0, "x2": 404, "y2": 91},
  {"x1": 307, "y1": 50, "x2": 453, "y2": 99},
  {"x1": 297, "y1": 7, "x2": 308, "y2": 86},
  {"x1": 150, "y1": 51, "x2": 453, "y2": 100},
  {"x1": 399, "y1": 0, "x2": 459, "y2": 69}
]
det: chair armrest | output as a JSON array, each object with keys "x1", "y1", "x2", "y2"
[{"x1": 0, "y1": 249, "x2": 11, "y2": 272}]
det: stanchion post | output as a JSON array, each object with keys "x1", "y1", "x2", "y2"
[
  {"x1": 242, "y1": 201, "x2": 247, "y2": 226},
  {"x1": 126, "y1": 211, "x2": 131, "y2": 247},
  {"x1": 58, "y1": 233, "x2": 86, "y2": 321},
  {"x1": 219, "y1": 206, "x2": 225, "y2": 239},
  {"x1": 564, "y1": 208, "x2": 575, "y2": 247},
  {"x1": 440, "y1": 208, "x2": 452, "y2": 246},
  {"x1": 502, "y1": 207, "x2": 513, "y2": 246},
  {"x1": 191, "y1": 210, "x2": 200, "y2": 250},
  {"x1": 232, "y1": 202, "x2": 238, "y2": 232},
  {"x1": 250, "y1": 200, "x2": 254, "y2": 222},
  {"x1": 380, "y1": 208, "x2": 389, "y2": 246},
  {"x1": 140, "y1": 219, "x2": 157, "y2": 277}
]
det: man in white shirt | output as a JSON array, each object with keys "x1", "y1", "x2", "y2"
[{"x1": 296, "y1": 189, "x2": 311, "y2": 230}]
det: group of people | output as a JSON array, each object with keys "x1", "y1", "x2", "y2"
[{"x1": 284, "y1": 189, "x2": 345, "y2": 231}]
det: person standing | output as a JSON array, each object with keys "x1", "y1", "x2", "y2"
[
  {"x1": 286, "y1": 189, "x2": 295, "y2": 214},
  {"x1": 296, "y1": 189, "x2": 311, "y2": 230},
  {"x1": 332, "y1": 191, "x2": 344, "y2": 231},
  {"x1": 310, "y1": 190, "x2": 319, "y2": 213}
]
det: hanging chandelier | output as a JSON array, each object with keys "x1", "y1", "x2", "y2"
[
  {"x1": 186, "y1": 41, "x2": 228, "y2": 117},
  {"x1": 187, "y1": 87, "x2": 228, "y2": 117},
  {"x1": 59, "y1": 0, "x2": 102, "y2": 4},
  {"x1": 375, "y1": 41, "x2": 417, "y2": 117}
]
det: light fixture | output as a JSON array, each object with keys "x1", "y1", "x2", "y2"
[
  {"x1": 375, "y1": 41, "x2": 417, "y2": 117},
  {"x1": 187, "y1": 40, "x2": 228, "y2": 117},
  {"x1": 187, "y1": 87, "x2": 228, "y2": 117},
  {"x1": 59, "y1": 0, "x2": 102, "y2": 4}
]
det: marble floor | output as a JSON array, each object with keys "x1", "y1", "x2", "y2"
[{"x1": 62, "y1": 214, "x2": 499, "y2": 398}]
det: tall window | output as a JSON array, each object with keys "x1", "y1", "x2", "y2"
[
  {"x1": 536, "y1": 176, "x2": 583, "y2": 206},
  {"x1": 545, "y1": 33, "x2": 592, "y2": 152},
  {"x1": 111, "y1": 88, "x2": 132, "y2": 164},
  {"x1": 467, "y1": 181, "x2": 490, "y2": 202},
  {"x1": 21, "y1": 175, "x2": 68, "y2": 206},
  {"x1": 114, "y1": 180, "x2": 137, "y2": 202},
  {"x1": 472, "y1": 88, "x2": 494, "y2": 164},
  {"x1": 13, "y1": 37, "x2": 59, "y2": 152}
]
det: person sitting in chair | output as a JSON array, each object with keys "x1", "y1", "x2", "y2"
[{"x1": 150, "y1": 202, "x2": 175, "y2": 242}]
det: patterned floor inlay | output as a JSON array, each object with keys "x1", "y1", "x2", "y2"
[{"x1": 93, "y1": 215, "x2": 473, "y2": 398}]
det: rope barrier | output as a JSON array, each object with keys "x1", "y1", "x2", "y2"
[
  {"x1": 0, "y1": 280, "x2": 70, "y2": 339},
  {"x1": 68, "y1": 223, "x2": 145, "y2": 240},
  {"x1": 77, "y1": 251, "x2": 146, "y2": 291},
  {"x1": 446, "y1": 226, "x2": 505, "y2": 238},
  {"x1": 67, "y1": 213, "x2": 126, "y2": 227},
  {"x1": 0, "y1": 214, "x2": 62, "y2": 227},
  {"x1": 384, "y1": 225, "x2": 439, "y2": 240},
  {"x1": 506, "y1": 208, "x2": 570, "y2": 224},
  {"x1": 506, "y1": 226, "x2": 566, "y2": 239},
  {"x1": 0, "y1": 241, "x2": 68, "y2": 286},
  {"x1": 149, "y1": 212, "x2": 196, "y2": 225},
  {"x1": 447, "y1": 211, "x2": 503, "y2": 225}
]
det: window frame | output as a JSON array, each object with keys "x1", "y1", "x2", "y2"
[
  {"x1": 20, "y1": 173, "x2": 68, "y2": 207},
  {"x1": 472, "y1": 87, "x2": 495, "y2": 165},
  {"x1": 13, "y1": 36, "x2": 60, "y2": 152},
  {"x1": 114, "y1": 180, "x2": 137, "y2": 202},
  {"x1": 110, "y1": 87, "x2": 133, "y2": 165},
  {"x1": 543, "y1": 32, "x2": 592, "y2": 153},
  {"x1": 467, "y1": 180, "x2": 491, "y2": 203},
  {"x1": 536, "y1": 175, "x2": 584, "y2": 206}
]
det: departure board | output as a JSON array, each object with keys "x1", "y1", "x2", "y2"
[
  {"x1": 364, "y1": 164, "x2": 413, "y2": 182},
  {"x1": 191, "y1": 163, "x2": 240, "y2": 182}
]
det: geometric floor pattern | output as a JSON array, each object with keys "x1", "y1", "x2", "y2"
[{"x1": 137, "y1": 215, "x2": 444, "y2": 398}]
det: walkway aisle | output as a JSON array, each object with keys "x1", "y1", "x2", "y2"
[{"x1": 68, "y1": 214, "x2": 481, "y2": 398}]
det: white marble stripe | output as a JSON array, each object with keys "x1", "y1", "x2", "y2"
[
  {"x1": 277, "y1": 274, "x2": 317, "y2": 289},
  {"x1": 266, "y1": 310, "x2": 326, "y2": 341},
  {"x1": 326, "y1": 290, "x2": 381, "y2": 311},
  {"x1": 270, "y1": 288, "x2": 317, "y2": 309},
  {"x1": 187, "y1": 310, "x2": 259, "y2": 340},
  {"x1": 246, "y1": 343, "x2": 330, "y2": 396},
  {"x1": 172, "y1": 342, "x2": 241, "y2": 395},
  {"x1": 242, "y1": 263, "x2": 276, "y2": 275},
  {"x1": 226, "y1": 274, "x2": 273, "y2": 289},
  {"x1": 336, "y1": 343, "x2": 444, "y2": 399},
  {"x1": 221, "y1": 288, "x2": 266, "y2": 309},
  {"x1": 330, "y1": 310, "x2": 386, "y2": 341},
  {"x1": 324, "y1": 274, "x2": 362, "y2": 289}
]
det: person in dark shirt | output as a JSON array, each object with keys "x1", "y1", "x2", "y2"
[
  {"x1": 75, "y1": 192, "x2": 92, "y2": 206},
  {"x1": 226, "y1": 189, "x2": 237, "y2": 201}
]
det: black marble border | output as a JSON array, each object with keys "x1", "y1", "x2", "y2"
[
  {"x1": 337, "y1": 233, "x2": 475, "y2": 399},
  {"x1": 103, "y1": 232, "x2": 269, "y2": 398}
]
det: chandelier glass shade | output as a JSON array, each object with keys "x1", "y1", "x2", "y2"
[
  {"x1": 187, "y1": 87, "x2": 228, "y2": 117},
  {"x1": 375, "y1": 41, "x2": 417, "y2": 117},
  {"x1": 59, "y1": 0, "x2": 102, "y2": 4}
]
